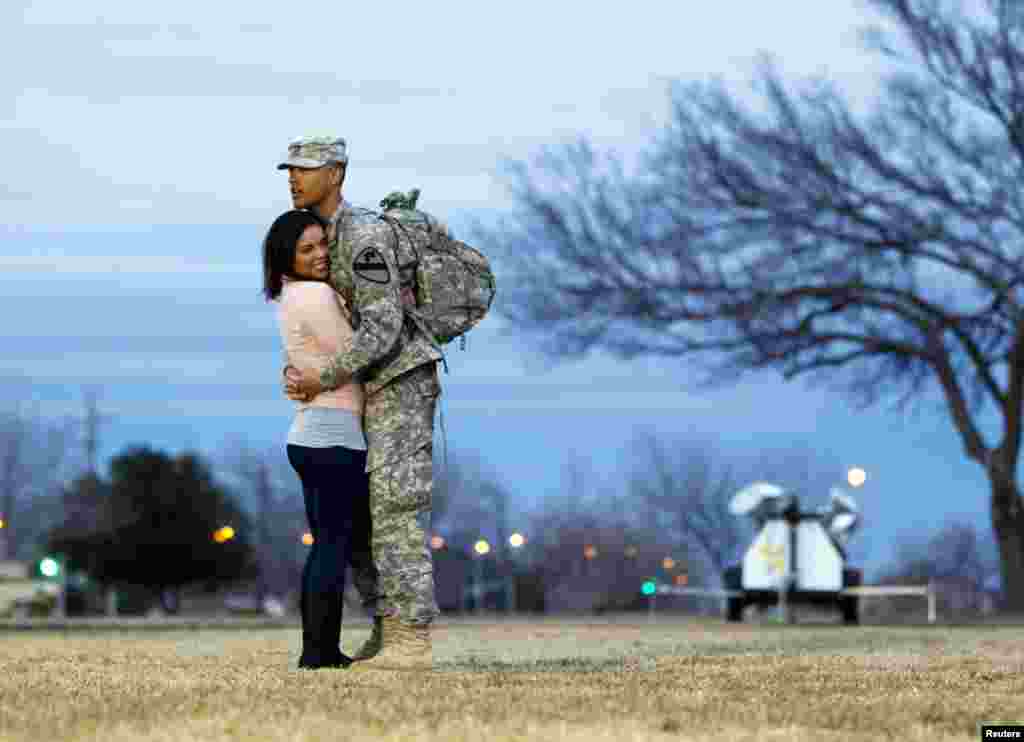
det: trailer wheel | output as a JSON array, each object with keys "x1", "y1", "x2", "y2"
[
  {"x1": 726, "y1": 596, "x2": 746, "y2": 622},
  {"x1": 840, "y1": 596, "x2": 859, "y2": 625},
  {"x1": 722, "y1": 565, "x2": 744, "y2": 622},
  {"x1": 841, "y1": 567, "x2": 862, "y2": 625}
]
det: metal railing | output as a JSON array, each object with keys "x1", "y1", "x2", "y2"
[{"x1": 649, "y1": 582, "x2": 937, "y2": 623}]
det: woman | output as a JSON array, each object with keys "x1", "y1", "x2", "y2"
[{"x1": 262, "y1": 209, "x2": 371, "y2": 670}]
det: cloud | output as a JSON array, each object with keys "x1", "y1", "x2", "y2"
[
  {"x1": 3, "y1": 1, "x2": 888, "y2": 226},
  {"x1": 20, "y1": 56, "x2": 453, "y2": 103},
  {"x1": 0, "y1": 183, "x2": 33, "y2": 201},
  {"x1": 8, "y1": 384, "x2": 816, "y2": 423},
  {"x1": 7, "y1": 19, "x2": 454, "y2": 103},
  {"x1": 0, "y1": 255, "x2": 255, "y2": 275}
]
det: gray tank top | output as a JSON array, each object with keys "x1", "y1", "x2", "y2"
[{"x1": 286, "y1": 406, "x2": 366, "y2": 450}]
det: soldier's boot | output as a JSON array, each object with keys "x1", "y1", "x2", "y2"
[
  {"x1": 350, "y1": 615, "x2": 383, "y2": 661},
  {"x1": 352, "y1": 615, "x2": 432, "y2": 671}
]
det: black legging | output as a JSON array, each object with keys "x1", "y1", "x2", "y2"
[{"x1": 287, "y1": 444, "x2": 371, "y2": 663}]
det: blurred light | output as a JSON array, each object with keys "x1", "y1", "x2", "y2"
[
  {"x1": 583, "y1": 545, "x2": 598, "y2": 560},
  {"x1": 641, "y1": 580, "x2": 656, "y2": 596},
  {"x1": 474, "y1": 539, "x2": 491, "y2": 556},
  {"x1": 0, "y1": 518, "x2": 5, "y2": 529},
  {"x1": 509, "y1": 533, "x2": 525, "y2": 548},
  {"x1": 674, "y1": 573, "x2": 689, "y2": 586},
  {"x1": 214, "y1": 526, "x2": 236, "y2": 544},
  {"x1": 624, "y1": 545, "x2": 638, "y2": 558},
  {"x1": 662, "y1": 557, "x2": 676, "y2": 570},
  {"x1": 39, "y1": 557, "x2": 59, "y2": 578},
  {"x1": 301, "y1": 532, "x2": 314, "y2": 546},
  {"x1": 430, "y1": 535, "x2": 446, "y2": 550},
  {"x1": 847, "y1": 467, "x2": 867, "y2": 488}
]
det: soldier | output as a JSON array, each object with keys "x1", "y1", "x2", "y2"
[{"x1": 278, "y1": 134, "x2": 443, "y2": 670}]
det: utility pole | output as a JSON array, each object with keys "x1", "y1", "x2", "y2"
[
  {"x1": 81, "y1": 388, "x2": 113, "y2": 477},
  {"x1": 79, "y1": 388, "x2": 115, "y2": 615}
]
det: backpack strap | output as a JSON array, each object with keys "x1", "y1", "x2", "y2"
[
  {"x1": 378, "y1": 207, "x2": 452, "y2": 481},
  {"x1": 377, "y1": 212, "x2": 450, "y2": 374}
]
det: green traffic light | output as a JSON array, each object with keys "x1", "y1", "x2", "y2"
[
  {"x1": 641, "y1": 580, "x2": 656, "y2": 596},
  {"x1": 39, "y1": 557, "x2": 60, "y2": 579}
]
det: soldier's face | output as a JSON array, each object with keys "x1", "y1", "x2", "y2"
[
  {"x1": 288, "y1": 165, "x2": 338, "y2": 210},
  {"x1": 293, "y1": 224, "x2": 329, "y2": 281}
]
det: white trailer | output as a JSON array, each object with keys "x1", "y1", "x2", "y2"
[{"x1": 722, "y1": 482, "x2": 862, "y2": 624}]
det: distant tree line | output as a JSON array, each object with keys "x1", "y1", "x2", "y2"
[{"x1": 0, "y1": 390, "x2": 1000, "y2": 619}]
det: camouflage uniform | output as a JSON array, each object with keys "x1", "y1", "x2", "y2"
[
  {"x1": 278, "y1": 135, "x2": 444, "y2": 626},
  {"x1": 326, "y1": 205, "x2": 443, "y2": 626}
]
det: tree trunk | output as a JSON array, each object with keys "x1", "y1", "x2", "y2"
[{"x1": 988, "y1": 469, "x2": 1024, "y2": 612}]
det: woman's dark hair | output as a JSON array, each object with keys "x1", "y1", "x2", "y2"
[{"x1": 262, "y1": 209, "x2": 327, "y2": 301}]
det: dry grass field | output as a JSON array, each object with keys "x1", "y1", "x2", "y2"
[{"x1": 0, "y1": 616, "x2": 1022, "y2": 741}]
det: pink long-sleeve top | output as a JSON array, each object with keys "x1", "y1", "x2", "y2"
[{"x1": 277, "y1": 278, "x2": 365, "y2": 414}]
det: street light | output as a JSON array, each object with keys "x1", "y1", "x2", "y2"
[
  {"x1": 504, "y1": 532, "x2": 526, "y2": 615},
  {"x1": 847, "y1": 467, "x2": 867, "y2": 488},
  {"x1": 662, "y1": 557, "x2": 676, "y2": 571},
  {"x1": 472, "y1": 539, "x2": 491, "y2": 615},
  {"x1": 301, "y1": 532, "x2": 314, "y2": 546},
  {"x1": 213, "y1": 526, "x2": 235, "y2": 544}
]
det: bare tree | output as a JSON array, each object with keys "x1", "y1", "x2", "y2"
[
  {"x1": 878, "y1": 520, "x2": 998, "y2": 617},
  {"x1": 429, "y1": 448, "x2": 522, "y2": 612},
  {"x1": 484, "y1": 0, "x2": 1024, "y2": 610},
  {"x1": 626, "y1": 433, "x2": 746, "y2": 582},
  {"x1": 216, "y1": 436, "x2": 306, "y2": 598},
  {"x1": 0, "y1": 401, "x2": 73, "y2": 560},
  {"x1": 432, "y1": 448, "x2": 513, "y2": 547},
  {"x1": 520, "y1": 454, "x2": 688, "y2": 613}
]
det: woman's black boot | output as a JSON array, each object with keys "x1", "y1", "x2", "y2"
[{"x1": 298, "y1": 591, "x2": 351, "y2": 670}]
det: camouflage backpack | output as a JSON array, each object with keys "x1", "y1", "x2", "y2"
[{"x1": 376, "y1": 188, "x2": 496, "y2": 367}]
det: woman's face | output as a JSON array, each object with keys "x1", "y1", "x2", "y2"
[{"x1": 293, "y1": 224, "x2": 329, "y2": 281}]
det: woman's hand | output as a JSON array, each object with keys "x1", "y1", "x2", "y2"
[{"x1": 283, "y1": 365, "x2": 319, "y2": 402}]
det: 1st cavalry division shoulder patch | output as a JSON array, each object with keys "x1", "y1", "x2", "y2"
[{"x1": 353, "y1": 246, "x2": 391, "y2": 284}]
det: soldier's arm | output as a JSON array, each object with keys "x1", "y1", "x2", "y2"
[{"x1": 320, "y1": 222, "x2": 404, "y2": 390}]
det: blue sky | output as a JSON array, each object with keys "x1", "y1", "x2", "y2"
[{"x1": 1, "y1": 0, "x2": 998, "y2": 578}]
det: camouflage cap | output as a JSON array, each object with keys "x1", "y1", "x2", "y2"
[{"x1": 276, "y1": 134, "x2": 348, "y2": 170}]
